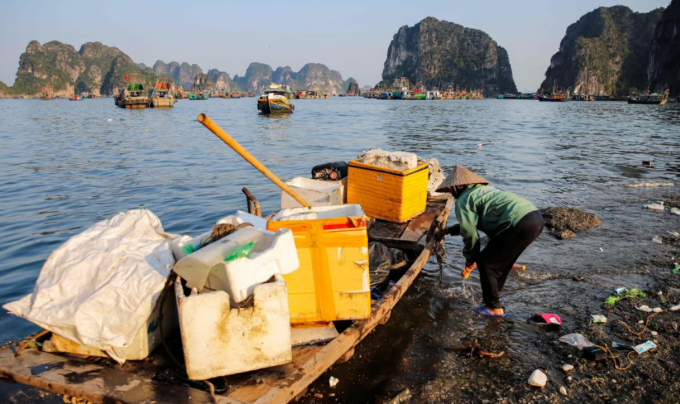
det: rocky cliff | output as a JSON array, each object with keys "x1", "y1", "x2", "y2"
[
  {"x1": 381, "y1": 17, "x2": 517, "y2": 95},
  {"x1": 8, "y1": 40, "x2": 155, "y2": 97},
  {"x1": 648, "y1": 0, "x2": 680, "y2": 97},
  {"x1": 541, "y1": 6, "x2": 665, "y2": 96},
  {"x1": 0, "y1": 81, "x2": 9, "y2": 96},
  {"x1": 346, "y1": 79, "x2": 360, "y2": 95},
  {"x1": 207, "y1": 69, "x2": 233, "y2": 92},
  {"x1": 191, "y1": 73, "x2": 215, "y2": 92},
  {"x1": 152, "y1": 61, "x2": 202, "y2": 90}
]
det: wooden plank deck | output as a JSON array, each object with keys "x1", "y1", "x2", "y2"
[{"x1": 0, "y1": 196, "x2": 453, "y2": 404}]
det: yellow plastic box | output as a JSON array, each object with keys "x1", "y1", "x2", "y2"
[
  {"x1": 347, "y1": 159, "x2": 429, "y2": 223},
  {"x1": 267, "y1": 205, "x2": 371, "y2": 324}
]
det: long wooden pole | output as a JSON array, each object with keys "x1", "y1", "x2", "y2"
[{"x1": 197, "y1": 113, "x2": 311, "y2": 208}]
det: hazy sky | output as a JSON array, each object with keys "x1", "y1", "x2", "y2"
[{"x1": 0, "y1": 0, "x2": 669, "y2": 92}]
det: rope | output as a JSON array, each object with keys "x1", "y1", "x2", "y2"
[
  {"x1": 204, "y1": 380, "x2": 219, "y2": 404},
  {"x1": 595, "y1": 345, "x2": 635, "y2": 371},
  {"x1": 618, "y1": 312, "x2": 661, "y2": 340}
]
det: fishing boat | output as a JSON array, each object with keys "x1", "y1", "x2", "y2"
[
  {"x1": 114, "y1": 81, "x2": 149, "y2": 109},
  {"x1": 68, "y1": 95, "x2": 83, "y2": 101},
  {"x1": 148, "y1": 78, "x2": 177, "y2": 108},
  {"x1": 189, "y1": 92, "x2": 209, "y2": 100},
  {"x1": 40, "y1": 86, "x2": 54, "y2": 101},
  {"x1": 538, "y1": 82, "x2": 571, "y2": 102},
  {"x1": 0, "y1": 114, "x2": 452, "y2": 404},
  {"x1": 628, "y1": 89, "x2": 669, "y2": 105},
  {"x1": 257, "y1": 83, "x2": 295, "y2": 113},
  {"x1": 230, "y1": 92, "x2": 242, "y2": 99}
]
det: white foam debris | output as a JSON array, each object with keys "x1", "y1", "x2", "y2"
[
  {"x1": 358, "y1": 149, "x2": 417, "y2": 171},
  {"x1": 625, "y1": 182, "x2": 674, "y2": 188}
]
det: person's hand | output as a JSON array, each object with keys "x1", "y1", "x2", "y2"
[
  {"x1": 427, "y1": 222, "x2": 445, "y2": 242},
  {"x1": 447, "y1": 224, "x2": 460, "y2": 236},
  {"x1": 461, "y1": 261, "x2": 477, "y2": 279}
]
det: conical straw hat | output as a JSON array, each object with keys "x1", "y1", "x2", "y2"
[{"x1": 436, "y1": 165, "x2": 489, "y2": 192}]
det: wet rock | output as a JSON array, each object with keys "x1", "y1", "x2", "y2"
[
  {"x1": 560, "y1": 386, "x2": 568, "y2": 396},
  {"x1": 562, "y1": 364, "x2": 574, "y2": 372},
  {"x1": 541, "y1": 207, "x2": 601, "y2": 239},
  {"x1": 528, "y1": 370, "x2": 547, "y2": 387},
  {"x1": 555, "y1": 229, "x2": 576, "y2": 240}
]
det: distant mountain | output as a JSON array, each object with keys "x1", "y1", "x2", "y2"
[
  {"x1": 346, "y1": 79, "x2": 360, "y2": 95},
  {"x1": 381, "y1": 17, "x2": 517, "y2": 95},
  {"x1": 3, "y1": 40, "x2": 355, "y2": 96},
  {"x1": 648, "y1": 0, "x2": 680, "y2": 97},
  {"x1": 0, "y1": 81, "x2": 9, "y2": 97},
  {"x1": 541, "y1": 6, "x2": 665, "y2": 96},
  {"x1": 6, "y1": 40, "x2": 155, "y2": 97},
  {"x1": 233, "y1": 62, "x2": 350, "y2": 94},
  {"x1": 191, "y1": 73, "x2": 215, "y2": 92},
  {"x1": 152, "y1": 61, "x2": 202, "y2": 91},
  {"x1": 207, "y1": 69, "x2": 233, "y2": 92}
]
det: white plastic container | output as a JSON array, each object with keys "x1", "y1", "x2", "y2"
[
  {"x1": 175, "y1": 274, "x2": 292, "y2": 380},
  {"x1": 173, "y1": 226, "x2": 299, "y2": 303},
  {"x1": 204, "y1": 227, "x2": 299, "y2": 303},
  {"x1": 171, "y1": 215, "x2": 245, "y2": 261},
  {"x1": 281, "y1": 177, "x2": 344, "y2": 209}
]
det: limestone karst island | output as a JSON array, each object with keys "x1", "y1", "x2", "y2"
[{"x1": 0, "y1": 1, "x2": 679, "y2": 404}]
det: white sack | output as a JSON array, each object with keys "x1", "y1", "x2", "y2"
[{"x1": 3, "y1": 209, "x2": 177, "y2": 363}]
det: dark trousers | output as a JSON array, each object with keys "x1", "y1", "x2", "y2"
[{"x1": 477, "y1": 210, "x2": 544, "y2": 309}]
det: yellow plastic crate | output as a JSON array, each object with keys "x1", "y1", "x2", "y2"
[
  {"x1": 347, "y1": 160, "x2": 429, "y2": 223},
  {"x1": 267, "y1": 205, "x2": 371, "y2": 324}
]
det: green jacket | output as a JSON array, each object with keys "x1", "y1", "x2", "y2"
[{"x1": 455, "y1": 184, "x2": 537, "y2": 262}]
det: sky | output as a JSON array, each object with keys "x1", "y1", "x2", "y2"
[{"x1": 0, "y1": 0, "x2": 670, "y2": 92}]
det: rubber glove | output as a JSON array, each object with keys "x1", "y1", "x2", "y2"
[
  {"x1": 447, "y1": 223, "x2": 461, "y2": 236},
  {"x1": 461, "y1": 261, "x2": 477, "y2": 279}
]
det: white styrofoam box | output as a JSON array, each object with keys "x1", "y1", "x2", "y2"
[
  {"x1": 281, "y1": 177, "x2": 344, "y2": 209},
  {"x1": 204, "y1": 227, "x2": 300, "y2": 303},
  {"x1": 271, "y1": 204, "x2": 365, "y2": 222},
  {"x1": 174, "y1": 226, "x2": 299, "y2": 296},
  {"x1": 171, "y1": 215, "x2": 245, "y2": 261},
  {"x1": 235, "y1": 210, "x2": 268, "y2": 230},
  {"x1": 175, "y1": 274, "x2": 292, "y2": 380},
  {"x1": 357, "y1": 149, "x2": 418, "y2": 171}
]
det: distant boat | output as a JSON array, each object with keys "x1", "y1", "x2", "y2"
[
  {"x1": 257, "y1": 83, "x2": 294, "y2": 113},
  {"x1": 40, "y1": 86, "x2": 54, "y2": 101},
  {"x1": 538, "y1": 81, "x2": 571, "y2": 102},
  {"x1": 628, "y1": 90, "x2": 669, "y2": 105},
  {"x1": 149, "y1": 78, "x2": 177, "y2": 108},
  {"x1": 69, "y1": 95, "x2": 83, "y2": 101},
  {"x1": 114, "y1": 82, "x2": 149, "y2": 108}
]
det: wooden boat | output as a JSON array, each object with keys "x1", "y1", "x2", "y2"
[
  {"x1": 68, "y1": 95, "x2": 83, "y2": 101},
  {"x1": 538, "y1": 81, "x2": 570, "y2": 102},
  {"x1": 628, "y1": 89, "x2": 669, "y2": 105},
  {"x1": 258, "y1": 83, "x2": 295, "y2": 113},
  {"x1": 114, "y1": 83, "x2": 149, "y2": 109},
  {"x1": 149, "y1": 78, "x2": 177, "y2": 108},
  {"x1": 40, "y1": 86, "x2": 54, "y2": 101},
  {"x1": 0, "y1": 194, "x2": 452, "y2": 404}
]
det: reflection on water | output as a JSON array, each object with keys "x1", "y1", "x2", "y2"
[{"x1": 1, "y1": 98, "x2": 680, "y2": 401}]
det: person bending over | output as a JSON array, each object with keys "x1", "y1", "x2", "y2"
[{"x1": 435, "y1": 165, "x2": 543, "y2": 318}]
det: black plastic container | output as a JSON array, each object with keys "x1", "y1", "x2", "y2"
[{"x1": 311, "y1": 161, "x2": 348, "y2": 181}]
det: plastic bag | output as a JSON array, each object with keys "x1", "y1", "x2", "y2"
[
  {"x1": 559, "y1": 333, "x2": 595, "y2": 350},
  {"x1": 225, "y1": 241, "x2": 255, "y2": 262},
  {"x1": 369, "y1": 242, "x2": 391, "y2": 287},
  {"x1": 3, "y1": 210, "x2": 178, "y2": 363}
]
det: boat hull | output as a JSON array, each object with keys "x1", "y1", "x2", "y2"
[
  {"x1": 627, "y1": 99, "x2": 661, "y2": 105},
  {"x1": 258, "y1": 98, "x2": 294, "y2": 113}
]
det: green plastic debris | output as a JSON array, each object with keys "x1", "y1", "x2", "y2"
[
  {"x1": 605, "y1": 288, "x2": 646, "y2": 306},
  {"x1": 673, "y1": 263, "x2": 680, "y2": 275},
  {"x1": 181, "y1": 244, "x2": 196, "y2": 255},
  {"x1": 224, "y1": 241, "x2": 255, "y2": 262}
]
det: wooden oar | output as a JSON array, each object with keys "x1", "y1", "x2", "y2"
[{"x1": 197, "y1": 113, "x2": 311, "y2": 208}]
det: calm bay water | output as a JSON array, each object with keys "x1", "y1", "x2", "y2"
[{"x1": 1, "y1": 97, "x2": 680, "y2": 402}]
